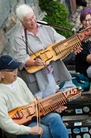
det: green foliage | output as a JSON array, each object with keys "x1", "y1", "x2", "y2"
[{"x1": 38, "y1": 0, "x2": 73, "y2": 38}]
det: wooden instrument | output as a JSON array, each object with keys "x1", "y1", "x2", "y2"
[
  {"x1": 9, "y1": 87, "x2": 82, "y2": 125},
  {"x1": 26, "y1": 26, "x2": 91, "y2": 73}
]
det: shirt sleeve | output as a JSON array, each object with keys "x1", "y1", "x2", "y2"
[
  {"x1": 13, "y1": 34, "x2": 30, "y2": 64},
  {"x1": 0, "y1": 78, "x2": 35, "y2": 135},
  {"x1": 17, "y1": 77, "x2": 35, "y2": 102},
  {"x1": 0, "y1": 96, "x2": 30, "y2": 135},
  {"x1": 51, "y1": 27, "x2": 66, "y2": 42},
  {"x1": 77, "y1": 42, "x2": 90, "y2": 62}
]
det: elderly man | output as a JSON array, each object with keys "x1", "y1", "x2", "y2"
[{"x1": 0, "y1": 55, "x2": 68, "y2": 138}]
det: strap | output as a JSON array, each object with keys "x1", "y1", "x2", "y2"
[{"x1": 24, "y1": 28, "x2": 29, "y2": 54}]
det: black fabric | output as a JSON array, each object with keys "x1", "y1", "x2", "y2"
[
  {"x1": 76, "y1": 0, "x2": 87, "y2": 7},
  {"x1": 0, "y1": 129, "x2": 3, "y2": 138},
  {"x1": 75, "y1": 40, "x2": 91, "y2": 79}
]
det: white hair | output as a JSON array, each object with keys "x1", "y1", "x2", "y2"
[{"x1": 16, "y1": 4, "x2": 34, "y2": 22}]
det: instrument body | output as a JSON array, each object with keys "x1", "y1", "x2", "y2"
[
  {"x1": 9, "y1": 87, "x2": 82, "y2": 125},
  {"x1": 26, "y1": 26, "x2": 91, "y2": 73}
]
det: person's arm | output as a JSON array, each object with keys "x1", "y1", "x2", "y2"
[
  {"x1": 0, "y1": 97, "x2": 30, "y2": 135},
  {"x1": 76, "y1": 42, "x2": 90, "y2": 63},
  {"x1": 0, "y1": 84, "x2": 43, "y2": 135},
  {"x1": 14, "y1": 35, "x2": 44, "y2": 68},
  {"x1": 0, "y1": 105, "x2": 43, "y2": 136}
]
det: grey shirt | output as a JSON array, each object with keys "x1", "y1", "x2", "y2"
[{"x1": 13, "y1": 23, "x2": 72, "y2": 94}]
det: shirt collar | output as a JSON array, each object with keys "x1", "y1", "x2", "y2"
[{"x1": 21, "y1": 23, "x2": 41, "y2": 37}]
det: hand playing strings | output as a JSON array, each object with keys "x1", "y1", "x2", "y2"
[
  {"x1": 55, "y1": 106, "x2": 67, "y2": 113},
  {"x1": 34, "y1": 57, "x2": 44, "y2": 66},
  {"x1": 74, "y1": 47, "x2": 83, "y2": 55}
]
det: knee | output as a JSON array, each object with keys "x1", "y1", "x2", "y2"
[
  {"x1": 86, "y1": 67, "x2": 91, "y2": 78},
  {"x1": 53, "y1": 113, "x2": 61, "y2": 119},
  {"x1": 49, "y1": 113, "x2": 62, "y2": 123}
]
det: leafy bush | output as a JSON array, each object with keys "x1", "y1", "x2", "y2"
[{"x1": 39, "y1": 0, "x2": 73, "y2": 38}]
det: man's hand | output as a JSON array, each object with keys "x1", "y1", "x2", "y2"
[
  {"x1": 34, "y1": 57, "x2": 43, "y2": 66},
  {"x1": 55, "y1": 106, "x2": 67, "y2": 113},
  {"x1": 30, "y1": 125, "x2": 43, "y2": 135},
  {"x1": 26, "y1": 57, "x2": 43, "y2": 67},
  {"x1": 74, "y1": 47, "x2": 83, "y2": 55}
]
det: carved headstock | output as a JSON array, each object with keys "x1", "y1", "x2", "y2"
[
  {"x1": 63, "y1": 87, "x2": 82, "y2": 102},
  {"x1": 77, "y1": 26, "x2": 91, "y2": 42}
]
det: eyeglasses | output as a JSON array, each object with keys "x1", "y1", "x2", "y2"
[{"x1": 83, "y1": 18, "x2": 91, "y2": 22}]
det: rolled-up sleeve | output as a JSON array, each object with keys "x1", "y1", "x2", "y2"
[{"x1": 0, "y1": 97, "x2": 30, "y2": 135}]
